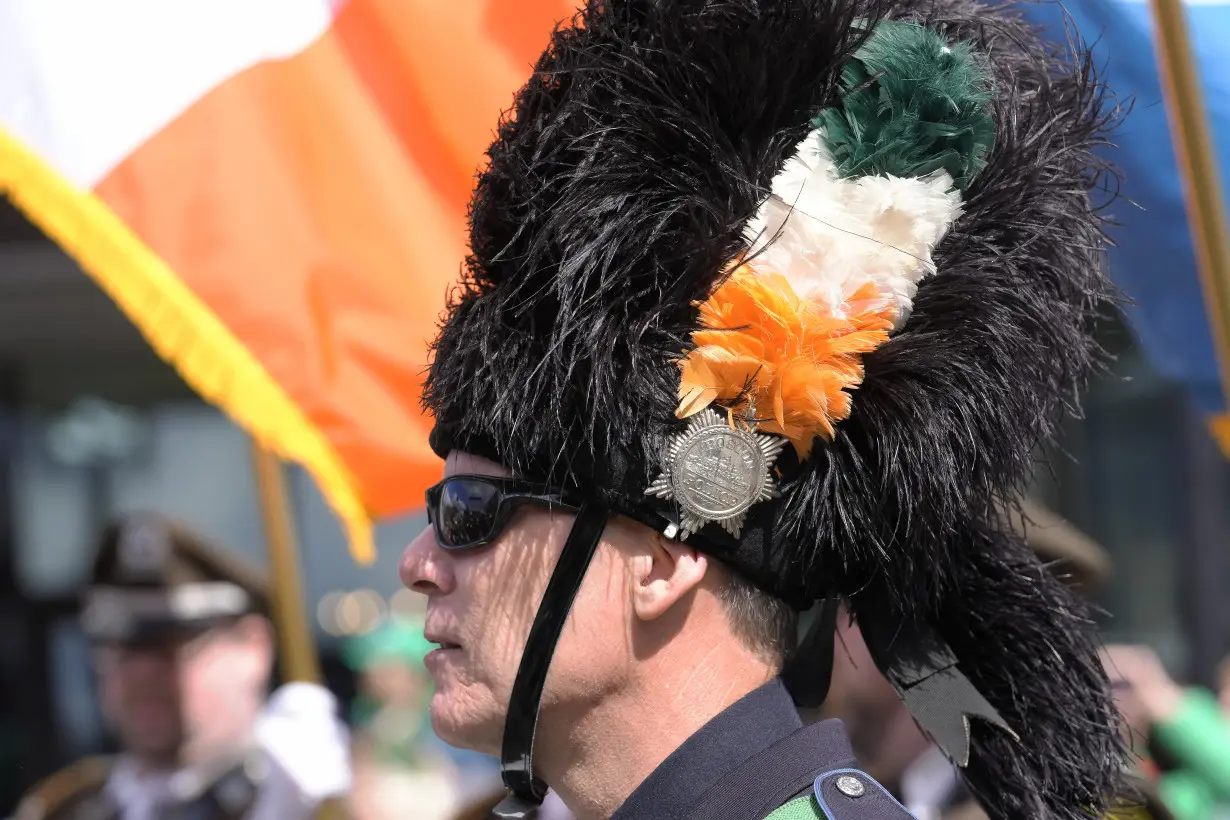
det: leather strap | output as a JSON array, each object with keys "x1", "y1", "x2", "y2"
[
  {"x1": 497, "y1": 502, "x2": 610, "y2": 805},
  {"x1": 782, "y1": 598, "x2": 839, "y2": 709},
  {"x1": 857, "y1": 597, "x2": 1015, "y2": 767}
]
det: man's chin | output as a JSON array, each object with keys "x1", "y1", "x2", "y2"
[
  {"x1": 428, "y1": 692, "x2": 499, "y2": 756},
  {"x1": 126, "y1": 738, "x2": 182, "y2": 765}
]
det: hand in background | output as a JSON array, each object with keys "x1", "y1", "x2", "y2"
[{"x1": 1102, "y1": 644, "x2": 1186, "y2": 727}]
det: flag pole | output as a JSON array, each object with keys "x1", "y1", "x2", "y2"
[
  {"x1": 251, "y1": 442, "x2": 352, "y2": 820},
  {"x1": 1147, "y1": 0, "x2": 1230, "y2": 455},
  {"x1": 250, "y1": 441, "x2": 323, "y2": 683}
]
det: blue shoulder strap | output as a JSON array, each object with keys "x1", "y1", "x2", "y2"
[
  {"x1": 762, "y1": 769, "x2": 918, "y2": 820},
  {"x1": 684, "y1": 720, "x2": 918, "y2": 820},
  {"x1": 811, "y1": 769, "x2": 918, "y2": 820}
]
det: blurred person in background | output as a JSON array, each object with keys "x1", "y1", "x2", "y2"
[
  {"x1": 12, "y1": 513, "x2": 351, "y2": 820},
  {"x1": 344, "y1": 621, "x2": 462, "y2": 820},
  {"x1": 824, "y1": 502, "x2": 1173, "y2": 820},
  {"x1": 1104, "y1": 643, "x2": 1230, "y2": 820},
  {"x1": 1218, "y1": 658, "x2": 1230, "y2": 717}
]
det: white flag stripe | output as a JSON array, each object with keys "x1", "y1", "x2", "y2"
[{"x1": 0, "y1": 0, "x2": 335, "y2": 188}]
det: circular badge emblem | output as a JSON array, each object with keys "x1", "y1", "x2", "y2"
[
  {"x1": 645, "y1": 407, "x2": 787, "y2": 539},
  {"x1": 671, "y1": 426, "x2": 765, "y2": 521}
]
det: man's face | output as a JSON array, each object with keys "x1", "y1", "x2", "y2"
[
  {"x1": 400, "y1": 452, "x2": 634, "y2": 755},
  {"x1": 96, "y1": 617, "x2": 272, "y2": 764},
  {"x1": 96, "y1": 638, "x2": 185, "y2": 762}
]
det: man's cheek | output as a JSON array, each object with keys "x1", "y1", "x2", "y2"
[{"x1": 184, "y1": 650, "x2": 232, "y2": 703}]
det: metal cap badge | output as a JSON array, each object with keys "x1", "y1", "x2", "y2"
[{"x1": 645, "y1": 407, "x2": 786, "y2": 539}]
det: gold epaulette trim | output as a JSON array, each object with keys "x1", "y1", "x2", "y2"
[{"x1": 14, "y1": 757, "x2": 112, "y2": 820}]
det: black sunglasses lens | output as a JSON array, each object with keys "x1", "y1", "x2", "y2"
[{"x1": 435, "y1": 479, "x2": 502, "y2": 549}]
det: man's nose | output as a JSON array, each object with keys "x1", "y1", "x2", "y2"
[{"x1": 400, "y1": 525, "x2": 455, "y2": 595}]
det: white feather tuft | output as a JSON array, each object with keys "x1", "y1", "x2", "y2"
[{"x1": 744, "y1": 129, "x2": 963, "y2": 329}]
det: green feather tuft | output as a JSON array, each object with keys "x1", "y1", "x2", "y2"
[{"x1": 816, "y1": 20, "x2": 995, "y2": 190}]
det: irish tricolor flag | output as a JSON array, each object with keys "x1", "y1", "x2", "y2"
[{"x1": 0, "y1": 0, "x2": 574, "y2": 560}]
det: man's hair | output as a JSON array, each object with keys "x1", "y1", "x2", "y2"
[{"x1": 717, "y1": 570, "x2": 798, "y2": 667}]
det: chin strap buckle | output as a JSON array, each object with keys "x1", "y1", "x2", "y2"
[{"x1": 489, "y1": 792, "x2": 543, "y2": 820}]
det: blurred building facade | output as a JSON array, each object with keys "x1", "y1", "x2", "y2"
[
  {"x1": 1033, "y1": 312, "x2": 1230, "y2": 681},
  {"x1": 1, "y1": 201, "x2": 1229, "y2": 811}
]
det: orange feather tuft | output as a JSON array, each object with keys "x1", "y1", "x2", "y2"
[{"x1": 677, "y1": 268, "x2": 894, "y2": 457}]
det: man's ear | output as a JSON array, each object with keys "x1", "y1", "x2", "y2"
[{"x1": 629, "y1": 535, "x2": 710, "y2": 622}]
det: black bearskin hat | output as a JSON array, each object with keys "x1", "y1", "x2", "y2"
[{"x1": 425, "y1": 0, "x2": 1126, "y2": 816}]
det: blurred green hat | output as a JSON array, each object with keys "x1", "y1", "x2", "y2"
[{"x1": 343, "y1": 619, "x2": 434, "y2": 670}]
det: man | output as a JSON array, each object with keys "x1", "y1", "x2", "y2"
[
  {"x1": 402, "y1": 0, "x2": 1127, "y2": 817},
  {"x1": 15, "y1": 512, "x2": 351, "y2": 820}
]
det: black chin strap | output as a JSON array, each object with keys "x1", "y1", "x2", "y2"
[
  {"x1": 781, "y1": 598, "x2": 840, "y2": 709},
  {"x1": 491, "y1": 501, "x2": 610, "y2": 820}
]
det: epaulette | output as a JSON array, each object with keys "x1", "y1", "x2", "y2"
[
  {"x1": 765, "y1": 770, "x2": 918, "y2": 820},
  {"x1": 13, "y1": 757, "x2": 112, "y2": 820}
]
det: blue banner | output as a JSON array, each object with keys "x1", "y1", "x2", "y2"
[{"x1": 1019, "y1": 0, "x2": 1230, "y2": 415}]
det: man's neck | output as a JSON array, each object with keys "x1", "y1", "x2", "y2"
[
  {"x1": 162, "y1": 732, "x2": 254, "y2": 784},
  {"x1": 536, "y1": 644, "x2": 776, "y2": 820},
  {"x1": 124, "y1": 754, "x2": 176, "y2": 779}
]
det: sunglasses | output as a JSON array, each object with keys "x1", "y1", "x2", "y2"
[{"x1": 425, "y1": 475, "x2": 581, "y2": 550}]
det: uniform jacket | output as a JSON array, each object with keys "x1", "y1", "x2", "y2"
[
  {"x1": 13, "y1": 754, "x2": 262, "y2": 820},
  {"x1": 612, "y1": 679, "x2": 913, "y2": 820}
]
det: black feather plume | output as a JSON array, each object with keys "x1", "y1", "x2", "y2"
[
  {"x1": 428, "y1": 0, "x2": 892, "y2": 491},
  {"x1": 424, "y1": 0, "x2": 1128, "y2": 816}
]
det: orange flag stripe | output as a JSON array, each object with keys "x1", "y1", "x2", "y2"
[{"x1": 2, "y1": 0, "x2": 577, "y2": 562}]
